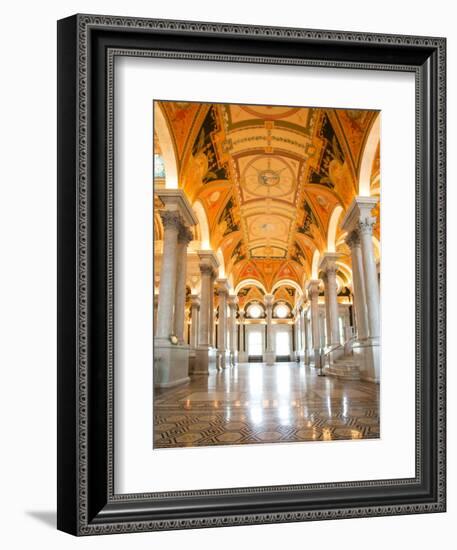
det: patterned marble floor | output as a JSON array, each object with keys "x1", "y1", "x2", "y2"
[{"x1": 153, "y1": 362, "x2": 379, "y2": 449}]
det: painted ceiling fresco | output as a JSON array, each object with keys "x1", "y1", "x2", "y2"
[{"x1": 156, "y1": 101, "x2": 380, "y2": 293}]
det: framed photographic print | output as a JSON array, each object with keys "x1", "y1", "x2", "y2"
[{"x1": 57, "y1": 14, "x2": 446, "y2": 535}]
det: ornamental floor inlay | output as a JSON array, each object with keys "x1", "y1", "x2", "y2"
[{"x1": 153, "y1": 363, "x2": 380, "y2": 449}]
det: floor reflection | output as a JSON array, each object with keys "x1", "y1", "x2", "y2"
[{"x1": 154, "y1": 362, "x2": 380, "y2": 448}]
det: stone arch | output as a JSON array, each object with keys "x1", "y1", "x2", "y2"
[
  {"x1": 192, "y1": 200, "x2": 211, "y2": 250},
  {"x1": 235, "y1": 279, "x2": 267, "y2": 296},
  {"x1": 271, "y1": 278, "x2": 303, "y2": 298},
  {"x1": 216, "y1": 248, "x2": 226, "y2": 279},
  {"x1": 155, "y1": 103, "x2": 179, "y2": 189},
  {"x1": 311, "y1": 249, "x2": 320, "y2": 280},
  {"x1": 327, "y1": 205, "x2": 344, "y2": 253},
  {"x1": 358, "y1": 112, "x2": 381, "y2": 197}
]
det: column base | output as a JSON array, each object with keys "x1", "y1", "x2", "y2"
[
  {"x1": 217, "y1": 349, "x2": 230, "y2": 370},
  {"x1": 238, "y1": 351, "x2": 248, "y2": 363},
  {"x1": 352, "y1": 337, "x2": 380, "y2": 383},
  {"x1": 188, "y1": 347, "x2": 196, "y2": 375},
  {"x1": 194, "y1": 346, "x2": 218, "y2": 375},
  {"x1": 311, "y1": 348, "x2": 322, "y2": 370},
  {"x1": 153, "y1": 339, "x2": 190, "y2": 388},
  {"x1": 229, "y1": 350, "x2": 238, "y2": 367},
  {"x1": 263, "y1": 351, "x2": 275, "y2": 366}
]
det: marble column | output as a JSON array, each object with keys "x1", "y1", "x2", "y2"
[
  {"x1": 190, "y1": 295, "x2": 200, "y2": 349},
  {"x1": 238, "y1": 310, "x2": 248, "y2": 362},
  {"x1": 209, "y1": 272, "x2": 216, "y2": 347},
  {"x1": 345, "y1": 229, "x2": 369, "y2": 339},
  {"x1": 228, "y1": 294, "x2": 238, "y2": 366},
  {"x1": 174, "y1": 226, "x2": 193, "y2": 344},
  {"x1": 153, "y1": 294, "x2": 159, "y2": 336},
  {"x1": 154, "y1": 190, "x2": 198, "y2": 388},
  {"x1": 322, "y1": 273, "x2": 332, "y2": 346},
  {"x1": 216, "y1": 280, "x2": 229, "y2": 369},
  {"x1": 341, "y1": 196, "x2": 380, "y2": 382},
  {"x1": 197, "y1": 264, "x2": 212, "y2": 348},
  {"x1": 303, "y1": 310, "x2": 310, "y2": 363},
  {"x1": 194, "y1": 251, "x2": 219, "y2": 375},
  {"x1": 156, "y1": 211, "x2": 181, "y2": 340},
  {"x1": 307, "y1": 280, "x2": 321, "y2": 367},
  {"x1": 320, "y1": 253, "x2": 341, "y2": 346},
  {"x1": 359, "y1": 218, "x2": 380, "y2": 339},
  {"x1": 293, "y1": 310, "x2": 300, "y2": 360},
  {"x1": 263, "y1": 294, "x2": 275, "y2": 365}
]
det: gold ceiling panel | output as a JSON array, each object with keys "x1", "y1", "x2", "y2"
[{"x1": 154, "y1": 100, "x2": 380, "y2": 291}]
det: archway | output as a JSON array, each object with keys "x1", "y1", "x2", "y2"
[
  {"x1": 192, "y1": 200, "x2": 211, "y2": 250},
  {"x1": 327, "y1": 205, "x2": 343, "y2": 253},
  {"x1": 358, "y1": 113, "x2": 381, "y2": 197},
  {"x1": 234, "y1": 279, "x2": 267, "y2": 296},
  {"x1": 155, "y1": 103, "x2": 179, "y2": 189}
]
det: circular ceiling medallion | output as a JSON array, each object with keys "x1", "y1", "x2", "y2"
[
  {"x1": 258, "y1": 169, "x2": 280, "y2": 187},
  {"x1": 243, "y1": 156, "x2": 295, "y2": 198}
]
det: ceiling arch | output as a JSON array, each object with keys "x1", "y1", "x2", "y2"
[
  {"x1": 234, "y1": 278, "x2": 267, "y2": 296},
  {"x1": 155, "y1": 103, "x2": 179, "y2": 189},
  {"x1": 327, "y1": 205, "x2": 344, "y2": 253},
  {"x1": 192, "y1": 200, "x2": 211, "y2": 250},
  {"x1": 155, "y1": 101, "x2": 380, "y2": 292},
  {"x1": 358, "y1": 112, "x2": 381, "y2": 196},
  {"x1": 271, "y1": 279, "x2": 304, "y2": 297}
]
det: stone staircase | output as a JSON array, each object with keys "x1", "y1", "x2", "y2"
[{"x1": 325, "y1": 354, "x2": 360, "y2": 380}]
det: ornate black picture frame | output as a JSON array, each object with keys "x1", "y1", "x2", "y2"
[{"x1": 57, "y1": 14, "x2": 446, "y2": 535}]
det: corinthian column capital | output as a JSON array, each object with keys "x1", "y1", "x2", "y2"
[
  {"x1": 306, "y1": 279, "x2": 321, "y2": 298},
  {"x1": 357, "y1": 216, "x2": 376, "y2": 236},
  {"x1": 319, "y1": 252, "x2": 340, "y2": 279},
  {"x1": 160, "y1": 210, "x2": 183, "y2": 231},
  {"x1": 199, "y1": 263, "x2": 214, "y2": 277},
  {"x1": 178, "y1": 225, "x2": 193, "y2": 245},
  {"x1": 345, "y1": 229, "x2": 361, "y2": 249}
]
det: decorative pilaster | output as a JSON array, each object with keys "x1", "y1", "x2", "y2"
[
  {"x1": 263, "y1": 294, "x2": 275, "y2": 365},
  {"x1": 153, "y1": 294, "x2": 159, "y2": 336},
  {"x1": 358, "y1": 217, "x2": 380, "y2": 339},
  {"x1": 321, "y1": 272, "x2": 332, "y2": 346},
  {"x1": 306, "y1": 280, "x2": 321, "y2": 366},
  {"x1": 345, "y1": 229, "x2": 369, "y2": 339},
  {"x1": 319, "y1": 253, "x2": 341, "y2": 346},
  {"x1": 156, "y1": 211, "x2": 181, "y2": 340},
  {"x1": 190, "y1": 295, "x2": 200, "y2": 349},
  {"x1": 216, "y1": 280, "x2": 229, "y2": 369},
  {"x1": 303, "y1": 309, "x2": 310, "y2": 363},
  {"x1": 228, "y1": 294, "x2": 238, "y2": 366},
  {"x1": 174, "y1": 226, "x2": 193, "y2": 344},
  {"x1": 209, "y1": 272, "x2": 216, "y2": 347},
  {"x1": 194, "y1": 251, "x2": 219, "y2": 375},
  {"x1": 238, "y1": 310, "x2": 247, "y2": 363},
  {"x1": 293, "y1": 309, "x2": 300, "y2": 359},
  {"x1": 197, "y1": 262, "x2": 213, "y2": 348}
]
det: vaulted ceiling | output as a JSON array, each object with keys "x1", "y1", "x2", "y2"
[{"x1": 155, "y1": 101, "x2": 380, "y2": 293}]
